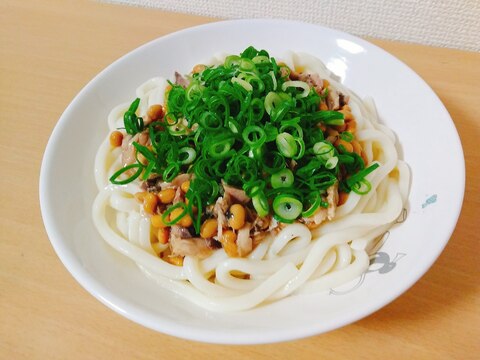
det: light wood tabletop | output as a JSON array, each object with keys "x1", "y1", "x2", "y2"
[{"x1": 1, "y1": 0, "x2": 479, "y2": 358}]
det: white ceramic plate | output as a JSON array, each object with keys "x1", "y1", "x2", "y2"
[{"x1": 40, "y1": 19, "x2": 464, "y2": 344}]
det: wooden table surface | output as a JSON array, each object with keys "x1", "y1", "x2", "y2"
[{"x1": 1, "y1": 0, "x2": 479, "y2": 358}]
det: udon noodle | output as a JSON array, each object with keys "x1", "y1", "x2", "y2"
[{"x1": 92, "y1": 51, "x2": 410, "y2": 311}]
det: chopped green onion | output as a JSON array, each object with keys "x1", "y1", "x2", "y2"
[
  {"x1": 271, "y1": 168, "x2": 294, "y2": 189},
  {"x1": 243, "y1": 181, "x2": 265, "y2": 198},
  {"x1": 252, "y1": 55, "x2": 270, "y2": 64},
  {"x1": 224, "y1": 55, "x2": 240, "y2": 68},
  {"x1": 178, "y1": 147, "x2": 196, "y2": 165},
  {"x1": 227, "y1": 118, "x2": 241, "y2": 134},
  {"x1": 264, "y1": 123, "x2": 278, "y2": 142},
  {"x1": 187, "y1": 192, "x2": 203, "y2": 233},
  {"x1": 231, "y1": 77, "x2": 253, "y2": 91},
  {"x1": 313, "y1": 141, "x2": 333, "y2": 156},
  {"x1": 281, "y1": 80, "x2": 310, "y2": 98},
  {"x1": 252, "y1": 191, "x2": 269, "y2": 217},
  {"x1": 240, "y1": 46, "x2": 259, "y2": 59},
  {"x1": 313, "y1": 141, "x2": 336, "y2": 165},
  {"x1": 133, "y1": 142, "x2": 155, "y2": 162},
  {"x1": 167, "y1": 120, "x2": 189, "y2": 135},
  {"x1": 264, "y1": 91, "x2": 282, "y2": 115},
  {"x1": 312, "y1": 110, "x2": 344, "y2": 125},
  {"x1": 340, "y1": 131, "x2": 354, "y2": 142},
  {"x1": 164, "y1": 112, "x2": 179, "y2": 126},
  {"x1": 249, "y1": 143, "x2": 265, "y2": 161},
  {"x1": 293, "y1": 138, "x2": 305, "y2": 160},
  {"x1": 163, "y1": 163, "x2": 180, "y2": 182},
  {"x1": 123, "y1": 98, "x2": 144, "y2": 135},
  {"x1": 270, "y1": 101, "x2": 291, "y2": 123},
  {"x1": 208, "y1": 138, "x2": 235, "y2": 159},
  {"x1": 301, "y1": 191, "x2": 322, "y2": 217},
  {"x1": 140, "y1": 161, "x2": 154, "y2": 180},
  {"x1": 109, "y1": 163, "x2": 144, "y2": 185},
  {"x1": 351, "y1": 179, "x2": 372, "y2": 195},
  {"x1": 242, "y1": 126, "x2": 266, "y2": 148},
  {"x1": 199, "y1": 112, "x2": 222, "y2": 130},
  {"x1": 325, "y1": 156, "x2": 339, "y2": 169},
  {"x1": 280, "y1": 119, "x2": 302, "y2": 135},
  {"x1": 239, "y1": 58, "x2": 255, "y2": 71},
  {"x1": 345, "y1": 163, "x2": 380, "y2": 192},
  {"x1": 268, "y1": 71, "x2": 277, "y2": 91},
  {"x1": 161, "y1": 202, "x2": 188, "y2": 226},
  {"x1": 273, "y1": 194, "x2": 303, "y2": 221},
  {"x1": 186, "y1": 82, "x2": 204, "y2": 101},
  {"x1": 276, "y1": 132, "x2": 298, "y2": 158}
]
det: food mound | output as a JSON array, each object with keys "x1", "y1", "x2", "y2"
[
  {"x1": 107, "y1": 46, "x2": 378, "y2": 263},
  {"x1": 92, "y1": 47, "x2": 409, "y2": 311}
]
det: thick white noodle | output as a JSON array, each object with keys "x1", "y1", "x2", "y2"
[{"x1": 92, "y1": 52, "x2": 411, "y2": 311}]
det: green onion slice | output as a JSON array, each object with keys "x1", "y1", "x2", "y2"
[
  {"x1": 252, "y1": 55, "x2": 270, "y2": 64},
  {"x1": 346, "y1": 163, "x2": 379, "y2": 190},
  {"x1": 301, "y1": 191, "x2": 322, "y2": 217},
  {"x1": 207, "y1": 137, "x2": 235, "y2": 159},
  {"x1": 163, "y1": 163, "x2": 180, "y2": 182},
  {"x1": 264, "y1": 92, "x2": 282, "y2": 115},
  {"x1": 252, "y1": 191, "x2": 269, "y2": 217},
  {"x1": 271, "y1": 168, "x2": 294, "y2": 189},
  {"x1": 225, "y1": 55, "x2": 240, "y2": 68},
  {"x1": 351, "y1": 179, "x2": 372, "y2": 195},
  {"x1": 243, "y1": 181, "x2": 265, "y2": 198},
  {"x1": 340, "y1": 131, "x2": 354, "y2": 142},
  {"x1": 123, "y1": 98, "x2": 144, "y2": 135},
  {"x1": 178, "y1": 147, "x2": 197, "y2": 165},
  {"x1": 325, "y1": 156, "x2": 339, "y2": 169},
  {"x1": 231, "y1": 77, "x2": 253, "y2": 91},
  {"x1": 162, "y1": 202, "x2": 188, "y2": 226},
  {"x1": 273, "y1": 194, "x2": 303, "y2": 221},
  {"x1": 281, "y1": 80, "x2": 310, "y2": 98},
  {"x1": 242, "y1": 125, "x2": 266, "y2": 148},
  {"x1": 276, "y1": 132, "x2": 298, "y2": 158},
  {"x1": 312, "y1": 110, "x2": 344, "y2": 125},
  {"x1": 109, "y1": 163, "x2": 144, "y2": 185},
  {"x1": 313, "y1": 141, "x2": 334, "y2": 159}
]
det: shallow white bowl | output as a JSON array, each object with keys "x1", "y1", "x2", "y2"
[{"x1": 40, "y1": 19, "x2": 464, "y2": 344}]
